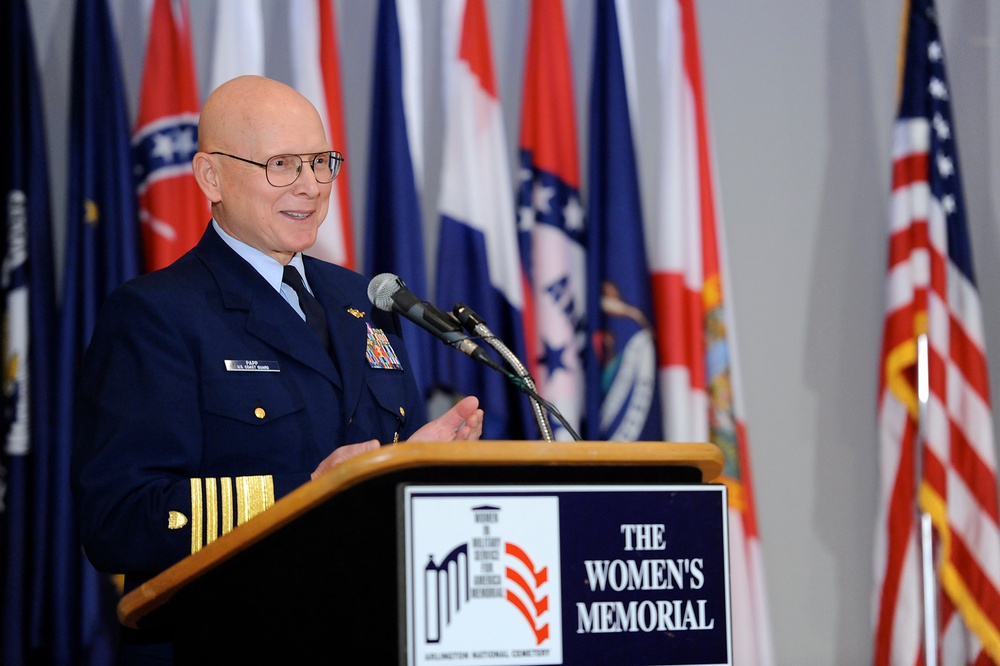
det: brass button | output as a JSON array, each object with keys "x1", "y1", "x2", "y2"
[
  {"x1": 399, "y1": 406, "x2": 405, "y2": 417},
  {"x1": 254, "y1": 407, "x2": 266, "y2": 419}
]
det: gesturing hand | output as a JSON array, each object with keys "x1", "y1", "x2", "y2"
[
  {"x1": 408, "y1": 395, "x2": 483, "y2": 443},
  {"x1": 310, "y1": 396, "x2": 484, "y2": 480}
]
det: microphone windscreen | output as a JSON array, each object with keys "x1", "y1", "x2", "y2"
[{"x1": 367, "y1": 273, "x2": 402, "y2": 311}]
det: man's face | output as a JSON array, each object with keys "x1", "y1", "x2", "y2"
[{"x1": 212, "y1": 109, "x2": 332, "y2": 264}]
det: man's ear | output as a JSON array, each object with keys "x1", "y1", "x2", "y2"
[{"x1": 192, "y1": 152, "x2": 222, "y2": 203}]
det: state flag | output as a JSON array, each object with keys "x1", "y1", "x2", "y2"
[
  {"x1": 0, "y1": 0, "x2": 57, "y2": 661},
  {"x1": 650, "y1": 2, "x2": 774, "y2": 663},
  {"x1": 516, "y1": 0, "x2": 586, "y2": 440},
  {"x1": 133, "y1": 0, "x2": 206, "y2": 272},
  {"x1": 584, "y1": 0, "x2": 662, "y2": 442}
]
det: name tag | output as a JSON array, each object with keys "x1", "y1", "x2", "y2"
[{"x1": 225, "y1": 360, "x2": 280, "y2": 372}]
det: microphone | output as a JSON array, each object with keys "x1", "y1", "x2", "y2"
[
  {"x1": 367, "y1": 273, "x2": 506, "y2": 373},
  {"x1": 453, "y1": 302, "x2": 490, "y2": 335}
]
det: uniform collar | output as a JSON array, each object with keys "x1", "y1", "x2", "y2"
[{"x1": 210, "y1": 220, "x2": 312, "y2": 293}]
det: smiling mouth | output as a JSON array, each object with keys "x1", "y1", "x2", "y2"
[{"x1": 285, "y1": 211, "x2": 311, "y2": 219}]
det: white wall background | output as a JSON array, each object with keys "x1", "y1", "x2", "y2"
[{"x1": 25, "y1": 0, "x2": 1000, "y2": 664}]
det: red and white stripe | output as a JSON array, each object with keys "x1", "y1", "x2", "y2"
[
  {"x1": 876, "y1": 115, "x2": 1000, "y2": 665},
  {"x1": 438, "y1": 0, "x2": 523, "y2": 309},
  {"x1": 874, "y1": 117, "x2": 929, "y2": 666},
  {"x1": 651, "y1": 0, "x2": 707, "y2": 444}
]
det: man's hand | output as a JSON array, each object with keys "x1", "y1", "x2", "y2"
[
  {"x1": 310, "y1": 396, "x2": 484, "y2": 480},
  {"x1": 409, "y1": 395, "x2": 484, "y2": 442},
  {"x1": 311, "y1": 439, "x2": 379, "y2": 480}
]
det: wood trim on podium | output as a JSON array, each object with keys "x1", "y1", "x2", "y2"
[{"x1": 117, "y1": 440, "x2": 722, "y2": 629}]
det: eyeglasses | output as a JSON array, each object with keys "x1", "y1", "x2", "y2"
[{"x1": 211, "y1": 151, "x2": 344, "y2": 187}]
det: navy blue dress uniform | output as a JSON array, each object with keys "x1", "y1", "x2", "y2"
[{"x1": 72, "y1": 222, "x2": 425, "y2": 593}]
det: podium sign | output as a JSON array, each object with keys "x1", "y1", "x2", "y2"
[
  {"x1": 116, "y1": 442, "x2": 727, "y2": 663},
  {"x1": 403, "y1": 484, "x2": 732, "y2": 666}
]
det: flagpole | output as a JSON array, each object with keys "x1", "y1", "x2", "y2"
[{"x1": 917, "y1": 332, "x2": 938, "y2": 666}]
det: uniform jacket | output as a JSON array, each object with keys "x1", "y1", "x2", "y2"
[{"x1": 72, "y1": 224, "x2": 425, "y2": 588}]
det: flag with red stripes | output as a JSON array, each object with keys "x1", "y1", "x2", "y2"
[
  {"x1": 516, "y1": 0, "x2": 586, "y2": 440},
  {"x1": 289, "y1": 0, "x2": 356, "y2": 269},
  {"x1": 133, "y1": 0, "x2": 206, "y2": 272},
  {"x1": 874, "y1": 0, "x2": 1000, "y2": 663},
  {"x1": 649, "y1": 2, "x2": 774, "y2": 663}
]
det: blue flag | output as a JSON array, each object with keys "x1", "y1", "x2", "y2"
[
  {"x1": 0, "y1": 0, "x2": 57, "y2": 662},
  {"x1": 585, "y1": 0, "x2": 662, "y2": 441},
  {"x1": 52, "y1": 0, "x2": 142, "y2": 662},
  {"x1": 364, "y1": 0, "x2": 433, "y2": 398}
]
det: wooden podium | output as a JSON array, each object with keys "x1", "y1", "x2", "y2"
[{"x1": 119, "y1": 441, "x2": 725, "y2": 664}]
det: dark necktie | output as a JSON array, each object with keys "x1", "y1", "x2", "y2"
[{"x1": 282, "y1": 265, "x2": 330, "y2": 351}]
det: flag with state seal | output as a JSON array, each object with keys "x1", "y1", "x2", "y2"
[
  {"x1": 133, "y1": 0, "x2": 206, "y2": 272},
  {"x1": 0, "y1": 0, "x2": 57, "y2": 661},
  {"x1": 650, "y1": 2, "x2": 773, "y2": 663},
  {"x1": 584, "y1": 0, "x2": 662, "y2": 442}
]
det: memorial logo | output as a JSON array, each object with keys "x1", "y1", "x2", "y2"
[{"x1": 405, "y1": 492, "x2": 563, "y2": 666}]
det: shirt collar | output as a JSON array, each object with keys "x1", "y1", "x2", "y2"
[{"x1": 211, "y1": 220, "x2": 311, "y2": 293}]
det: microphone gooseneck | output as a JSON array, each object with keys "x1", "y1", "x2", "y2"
[{"x1": 453, "y1": 303, "x2": 576, "y2": 442}]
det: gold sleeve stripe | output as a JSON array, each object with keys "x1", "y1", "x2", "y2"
[
  {"x1": 205, "y1": 478, "x2": 219, "y2": 545},
  {"x1": 236, "y1": 475, "x2": 275, "y2": 525},
  {"x1": 221, "y1": 476, "x2": 234, "y2": 536},
  {"x1": 190, "y1": 477, "x2": 203, "y2": 555},
  {"x1": 186, "y1": 475, "x2": 273, "y2": 556}
]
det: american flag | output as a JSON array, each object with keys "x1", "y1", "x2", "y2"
[{"x1": 874, "y1": 0, "x2": 1000, "y2": 663}]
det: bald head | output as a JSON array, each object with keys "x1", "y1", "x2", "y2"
[
  {"x1": 191, "y1": 75, "x2": 334, "y2": 263},
  {"x1": 199, "y1": 75, "x2": 329, "y2": 156}
]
